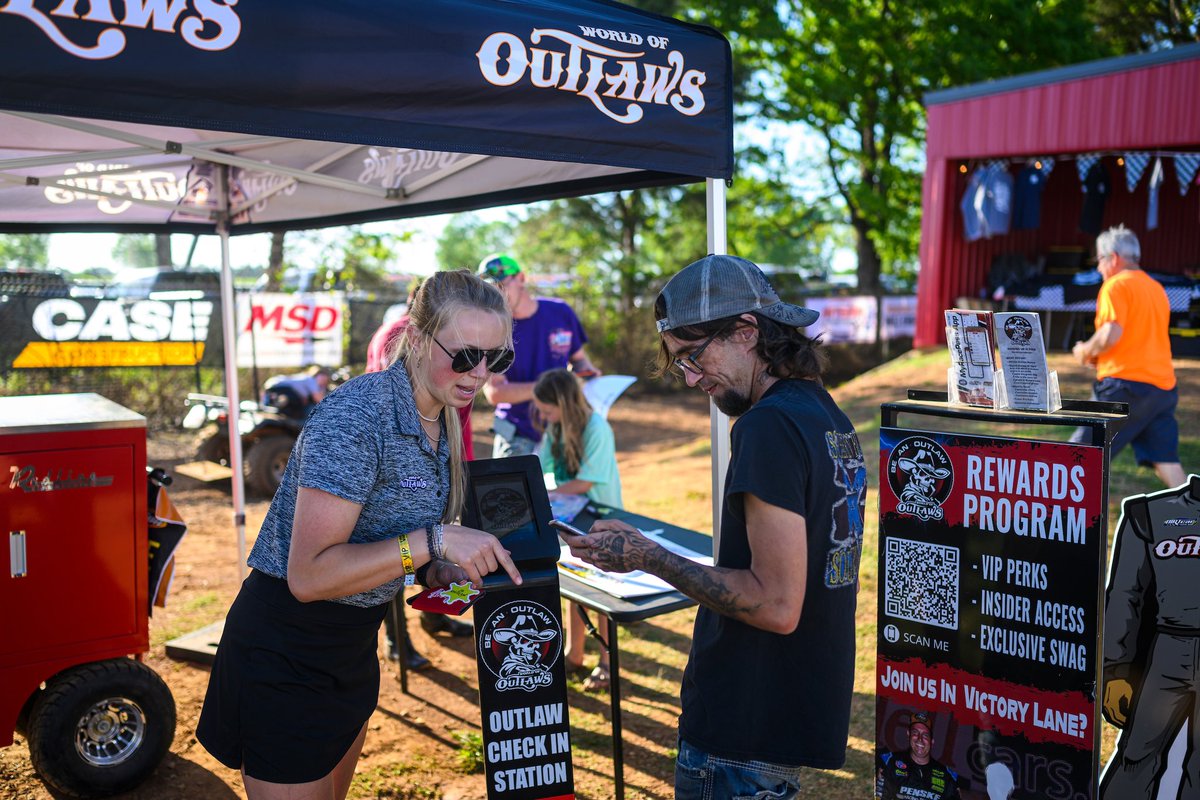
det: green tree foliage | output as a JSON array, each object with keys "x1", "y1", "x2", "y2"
[
  {"x1": 1090, "y1": 0, "x2": 1199, "y2": 50},
  {"x1": 305, "y1": 226, "x2": 410, "y2": 293},
  {"x1": 435, "y1": 214, "x2": 517, "y2": 271},
  {"x1": 705, "y1": 0, "x2": 1112, "y2": 292},
  {"x1": 0, "y1": 234, "x2": 49, "y2": 269},
  {"x1": 111, "y1": 234, "x2": 158, "y2": 268}
]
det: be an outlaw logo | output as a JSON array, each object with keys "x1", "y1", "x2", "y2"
[
  {"x1": 477, "y1": 25, "x2": 706, "y2": 124},
  {"x1": 478, "y1": 601, "x2": 561, "y2": 693},
  {"x1": 888, "y1": 437, "x2": 953, "y2": 521}
]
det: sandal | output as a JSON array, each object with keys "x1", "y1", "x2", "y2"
[
  {"x1": 582, "y1": 665, "x2": 610, "y2": 693},
  {"x1": 564, "y1": 659, "x2": 590, "y2": 678}
]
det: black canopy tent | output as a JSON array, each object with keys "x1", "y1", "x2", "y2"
[{"x1": 0, "y1": 0, "x2": 735, "y2": 564}]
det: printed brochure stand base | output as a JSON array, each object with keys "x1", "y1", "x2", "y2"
[
  {"x1": 994, "y1": 369, "x2": 1062, "y2": 413},
  {"x1": 876, "y1": 390, "x2": 1126, "y2": 800}
]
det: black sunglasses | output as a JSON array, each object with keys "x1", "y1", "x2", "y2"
[{"x1": 432, "y1": 335, "x2": 515, "y2": 374}]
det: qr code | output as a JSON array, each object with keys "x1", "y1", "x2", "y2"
[{"x1": 884, "y1": 537, "x2": 960, "y2": 630}]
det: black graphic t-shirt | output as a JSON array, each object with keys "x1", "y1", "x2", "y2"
[{"x1": 679, "y1": 379, "x2": 867, "y2": 767}]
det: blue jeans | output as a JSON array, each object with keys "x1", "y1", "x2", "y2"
[
  {"x1": 675, "y1": 739, "x2": 804, "y2": 800},
  {"x1": 491, "y1": 417, "x2": 538, "y2": 459}
]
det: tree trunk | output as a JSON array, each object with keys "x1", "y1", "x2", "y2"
[
  {"x1": 853, "y1": 219, "x2": 882, "y2": 294},
  {"x1": 266, "y1": 231, "x2": 286, "y2": 290},
  {"x1": 154, "y1": 234, "x2": 172, "y2": 267}
]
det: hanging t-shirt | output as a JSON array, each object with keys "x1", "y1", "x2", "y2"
[
  {"x1": 1147, "y1": 157, "x2": 1164, "y2": 231},
  {"x1": 1079, "y1": 162, "x2": 1111, "y2": 235},
  {"x1": 1012, "y1": 164, "x2": 1047, "y2": 230},
  {"x1": 959, "y1": 166, "x2": 988, "y2": 242},
  {"x1": 982, "y1": 163, "x2": 1014, "y2": 236}
]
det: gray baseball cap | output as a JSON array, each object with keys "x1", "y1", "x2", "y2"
[{"x1": 655, "y1": 254, "x2": 819, "y2": 333}]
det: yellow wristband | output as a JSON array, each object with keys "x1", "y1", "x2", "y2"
[{"x1": 397, "y1": 534, "x2": 416, "y2": 587}]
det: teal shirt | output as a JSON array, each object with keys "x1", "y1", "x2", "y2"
[{"x1": 537, "y1": 411, "x2": 623, "y2": 509}]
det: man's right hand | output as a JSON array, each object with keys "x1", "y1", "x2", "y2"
[{"x1": 1102, "y1": 678, "x2": 1134, "y2": 727}]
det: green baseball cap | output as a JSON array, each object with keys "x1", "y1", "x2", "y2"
[{"x1": 478, "y1": 253, "x2": 522, "y2": 281}]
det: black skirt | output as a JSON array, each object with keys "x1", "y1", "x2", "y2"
[{"x1": 197, "y1": 570, "x2": 388, "y2": 783}]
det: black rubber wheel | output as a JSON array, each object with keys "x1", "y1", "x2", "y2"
[
  {"x1": 26, "y1": 659, "x2": 175, "y2": 799},
  {"x1": 194, "y1": 427, "x2": 227, "y2": 465},
  {"x1": 246, "y1": 435, "x2": 295, "y2": 496}
]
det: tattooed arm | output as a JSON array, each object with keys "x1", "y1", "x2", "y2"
[{"x1": 565, "y1": 493, "x2": 807, "y2": 634}]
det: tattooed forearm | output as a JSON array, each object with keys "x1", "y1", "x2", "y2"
[{"x1": 642, "y1": 547, "x2": 763, "y2": 618}]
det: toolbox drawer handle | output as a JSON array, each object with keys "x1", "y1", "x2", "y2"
[{"x1": 9, "y1": 530, "x2": 26, "y2": 578}]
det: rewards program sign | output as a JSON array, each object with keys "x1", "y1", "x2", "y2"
[{"x1": 876, "y1": 429, "x2": 1104, "y2": 800}]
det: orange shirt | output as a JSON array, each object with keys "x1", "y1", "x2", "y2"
[{"x1": 1095, "y1": 269, "x2": 1175, "y2": 390}]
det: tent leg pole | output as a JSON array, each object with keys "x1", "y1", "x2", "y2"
[
  {"x1": 216, "y1": 166, "x2": 248, "y2": 581},
  {"x1": 706, "y1": 178, "x2": 730, "y2": 547}
]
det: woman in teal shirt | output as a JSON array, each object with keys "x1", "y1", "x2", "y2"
[{"x1": 533, "y1": 369, "x2": 622, "y2": 690}]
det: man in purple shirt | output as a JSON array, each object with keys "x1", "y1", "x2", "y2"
[{"x1": 479, "y1": 254, "x2": 599, "y2": 458}]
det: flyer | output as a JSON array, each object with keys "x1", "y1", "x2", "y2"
[
  {"x1": 994, "y1": 312, "x2": 1052, "y2": 412},
  {"x1": 945, "y1": 309, "x2": 996, "y2": 408}
]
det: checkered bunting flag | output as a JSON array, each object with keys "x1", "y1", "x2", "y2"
[
  {"x1": 1175, "y1": 154, "x2": 1200, "y2": 196},
  {"x1": 1076, "y1": 154, "x2": 1100, "y2": 190},
  {"x1": 1123, "y1": 153, "x2": 1151, "y2": 192},
  {"x1": 1038, "y1": 157, "x2": 1055, "y2": 179}
]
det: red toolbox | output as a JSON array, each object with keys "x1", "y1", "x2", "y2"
[{"x1": 2, "y1": 393, "x2": 174, "y2": 798}]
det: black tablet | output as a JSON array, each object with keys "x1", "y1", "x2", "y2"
[{"x1": 462, "y1": 455, "x2": 559, "y2": 583}]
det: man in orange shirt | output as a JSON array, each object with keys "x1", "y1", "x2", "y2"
[{"x1": 1072, "y1": 224, "x2": 1185, "y2": 487}]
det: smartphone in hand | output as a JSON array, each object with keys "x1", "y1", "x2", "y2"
[{"x1": 550, "y1": 519, "x2": 588, "y2": 538}]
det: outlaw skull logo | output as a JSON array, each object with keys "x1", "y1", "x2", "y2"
[
  {"x1": 478, "y1": 601, "x2": 561, "y2": 693},
  {"x1": 888, "y1": 437, "x2": 953, "y2": 521}
]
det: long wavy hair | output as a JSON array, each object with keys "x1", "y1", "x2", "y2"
[
  {"x1": 532, "y1": 368, "x2": 592, "y2": 477},
  {"x1": 391, "y1": 269, "x2": 511, "y2": 521},
  {"x1": 651, "y1": 297, "x2": 827, "y2": 383}
]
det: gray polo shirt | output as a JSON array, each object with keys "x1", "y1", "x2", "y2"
[{"x1": 247, "y1": 361, "x2": 450, "y2": 607}]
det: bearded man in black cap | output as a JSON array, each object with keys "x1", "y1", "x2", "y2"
[{"x1": 560, "y1": 254, "x2": 867, "y2": 799}]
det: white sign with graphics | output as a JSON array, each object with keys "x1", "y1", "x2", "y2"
[{"x1": 237, "y1": 292, "x2": 344, "y2": 368}]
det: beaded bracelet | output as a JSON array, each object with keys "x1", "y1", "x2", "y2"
[
  {"x1": 396, "y1": 533, "x2": 416, "y2": 586},
  {"x1": 427, "y1": 521, "x2": 445, "y2": 561}
]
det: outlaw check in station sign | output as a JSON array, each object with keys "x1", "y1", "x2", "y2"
[{"x1": 876, "y1": 428, "x2": 1105, "y2": 799}]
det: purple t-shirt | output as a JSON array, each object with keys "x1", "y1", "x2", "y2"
[{"x1": 497, "y1": 297, "x2": 587, "y2": 441}]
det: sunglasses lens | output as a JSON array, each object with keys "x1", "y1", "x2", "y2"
[
  {"x1": 451, "y1": 349, "x2": 482, "y2": 373},
  {"x1": 488, "y1": 349, "x2": 515, "y2": 373}
]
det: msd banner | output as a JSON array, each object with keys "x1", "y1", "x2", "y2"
[{"x1": 238, "y1": 292, "x2": 343, "y2": 368}]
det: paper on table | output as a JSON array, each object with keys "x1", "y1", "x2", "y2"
[
  {"x1": 557, "y1": 545, "x2": 675, "y2": 598},
  {"x1": 640, "y1": 529, "x2": 713, "y2": 566}
]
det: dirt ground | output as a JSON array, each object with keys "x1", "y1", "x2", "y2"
[
  {"x1": 1, "y1": 389, "x2": 718, "y2": 800},
  {"x1": 6, "y1": 351, "x2": 1192, "y2": 799}
]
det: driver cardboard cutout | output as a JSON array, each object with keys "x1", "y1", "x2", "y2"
[{"x1": 1101, "y1": 474, "x2": 1200, "y2": 798}]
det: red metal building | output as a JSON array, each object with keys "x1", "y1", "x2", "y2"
[{"x1": 915, "y1": 44, "x2": 1200, "y2": 347}]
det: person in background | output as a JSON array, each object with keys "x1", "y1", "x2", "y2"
[
  {"x1": 875, "y1": 711, "x2": 961, "y2": 800},
  {"x1": 560, "y1": 254, "x2": 866, "y2": 799},
  {"x1": 197, "y1": 270, "x2": 521, "y2": 800},
  {"x1": 366, "y1": 279, "x2": 475, "y2": 669},
  {"x1": 478, "y1": 253, "x2": 600, "y2": 458},
  {"x1": 1071, "y1": 224, "x2": 1185, "y2": 488},
  {"x1": 262, "y1": 365, "x2": 332, "y2": 420},
  {"x1": 532, "y1": 368, "x2": 621, "y2": 692}
]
